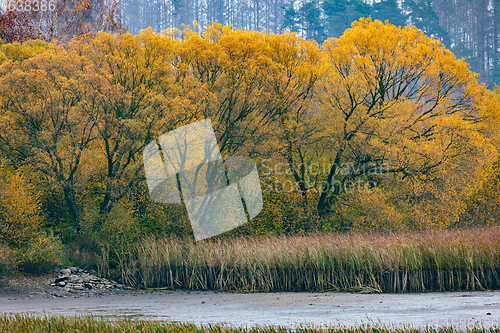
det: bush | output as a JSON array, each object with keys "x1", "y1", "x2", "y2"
[
  {"x1": 331, "y1": 189, "x2": 406, "y2": 232},
  {"x1": 16, "y1": 233, "x2": 64, "y2": 274},
  {"x1": 461, "y1": 156, "x2": 500, "y2": 227},
  {"x1": 0, "y1": 242, "x2": 16, "y2": 274},
  {"x1": 0, "y1": 168, "x2": 64, "y2": 273},
  {"x1": 80, "y1": 199, "x2": 142, "y2": 277},
  {"x1": 0, "y1": 171, "x2": 44, "y2": 247}
]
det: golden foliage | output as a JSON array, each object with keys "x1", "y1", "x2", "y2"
[
  {"x1": 0, "y1": 20, "x2": 497, "y2": 249},
  {"x1": 0, "y1": 170, "x2": 43, "y2": 247},
  {"x1": 0, "y1": 167, "x2": 63, "y2": 272}
]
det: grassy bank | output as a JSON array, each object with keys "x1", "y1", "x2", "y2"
[
  {"x1": 1, "y1": 315, "x2": 499, "y2": 333},
  {"x1": 114, "y1": 227, "x2": 500, "y2": 292}
]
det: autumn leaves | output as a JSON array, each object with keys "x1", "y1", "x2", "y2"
[{"x1": 0, "y1": 18, "x2": 497, "y2": 240}]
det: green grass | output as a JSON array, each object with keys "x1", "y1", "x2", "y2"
[
  {"x1": 0, "y1": 315, "x2": 499, "y2": 333},
  {"x1": 114, "y1": 227, "x2": 500, "y2": 292}
]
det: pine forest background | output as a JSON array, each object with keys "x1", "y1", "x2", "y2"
[{"x1": 119, "y1": 0, "x2": 500, "y2": 88}]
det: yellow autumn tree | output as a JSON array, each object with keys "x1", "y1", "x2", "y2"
[
  {"x1": 1, "y1": 21, "x2": 498, "y2": 242},
  {"x1": 0, "y1": 48, "x2": 96, "y2": 230},
  {"x1": 460, "y1": 85, "x2": 500, "y2": 227},
  {"x1": 170, "y1": 25, "x2": 323, "y2": 233},
  {"x1": 177, "y1": 24, "x2": 321, "y2": 156},
  {"x1": 0, "y1": 165, "x2": 63, "y2": 272},
  {"x1": 272, "y1": 18, "x2": 496, "y2": 230},
  {"x1": 0, "y1": 169, "x2": 43, "y2": 247},
  {"x1": 0, "y1": 39, "x2": 54, "y2": 64},
  {"x1": 67, "y1": 29, "x2": 184, "y2": 224}
]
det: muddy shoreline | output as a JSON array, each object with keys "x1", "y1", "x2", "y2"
[{"x1": 1, "y1": 274, "x2": 499, "y2": 329}]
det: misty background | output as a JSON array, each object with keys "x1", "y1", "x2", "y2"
[{"x1": 118, "y1": 0, "x2": 500, "y2": 87}]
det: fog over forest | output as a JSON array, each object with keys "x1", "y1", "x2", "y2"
[{"x1": 119, "y1": 0, "x2": 500, "y2": 87}]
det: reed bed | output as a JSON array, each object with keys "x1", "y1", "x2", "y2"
[
  {"x1": 118, "y1": 227, "x2": 500, "y2": 292},
  {"x1": 1, "y1": 315, "x2": 499, "y2": 333}
]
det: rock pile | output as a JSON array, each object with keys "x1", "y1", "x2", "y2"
[{"x1": 51, "y1": 267, "x2": 124, "y2": 293}]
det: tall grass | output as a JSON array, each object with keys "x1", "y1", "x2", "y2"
[
  {"x1": 117, "y1": 227, "x2": 500, "y2": 292},
  {"x1": 1, "y1": 315, "x2": 499, "y2": 333}
]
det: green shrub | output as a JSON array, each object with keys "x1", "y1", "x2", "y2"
[
  {"x1": 16, "y1": 233, "x2": 64, "y2": 274},
  {"x1": 0, "y1": 242, "x2": 16, "y2": 274}
]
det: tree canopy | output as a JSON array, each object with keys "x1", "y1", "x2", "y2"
[{"x1": 0, "y1": 20, "x2": 499, "y2": 256}]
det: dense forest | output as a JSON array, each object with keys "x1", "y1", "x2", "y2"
[
  {"x1": 1, "y1": 19, "x2": 500, "y2": 273},
  {"x1": 1, "y1": 1, "x2": 500, "y2": 276},
  {"x1": 119, "y1": 0, "x2": 500, "y2": 87}
]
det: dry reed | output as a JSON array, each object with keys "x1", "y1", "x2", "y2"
[{"x1": 117, "y1": 227, "x2": 500, "y2": 292}]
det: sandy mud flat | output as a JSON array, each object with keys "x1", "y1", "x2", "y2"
[{"x1": 1, "y1": 286, "x2": 499, "y2": 329}]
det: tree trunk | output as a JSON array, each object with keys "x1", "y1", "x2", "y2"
[
  {"x1": 317, "y1": 148, "x2": 344, "y2": 213},
  {"x1": 63, "y1": 184, "x2": 80, "y2": 231}
]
